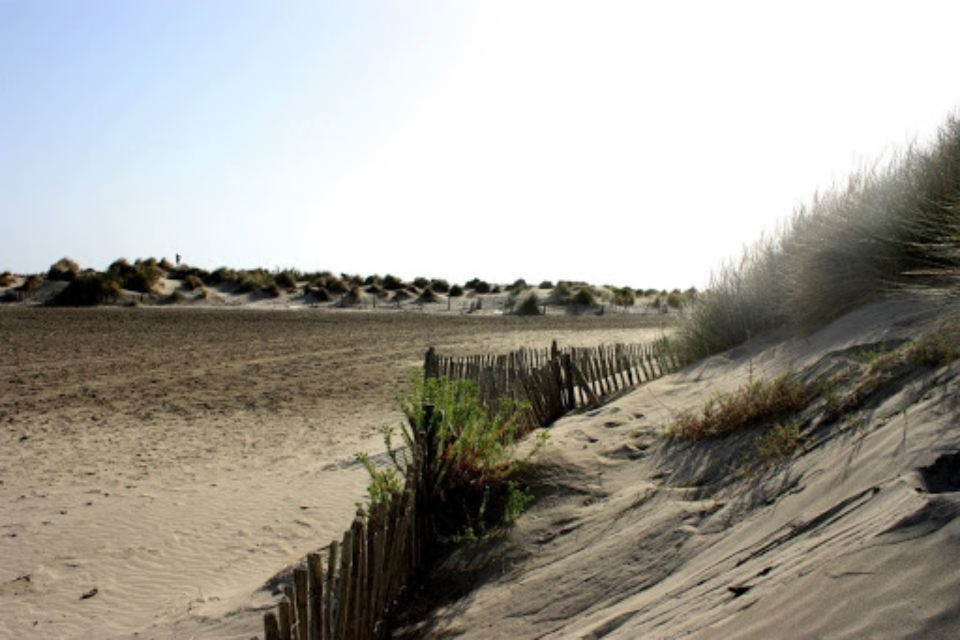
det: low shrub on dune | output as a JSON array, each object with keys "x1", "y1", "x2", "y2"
[
  {"x1": 514, "y1": 292, "x2": 543, "y2": 316},
  {"x1": 52, "y1": 273, "x2": 121, "y2": 306},
  {"x1": 47, "y1": 257, "x2": 80, "y2": 282}
]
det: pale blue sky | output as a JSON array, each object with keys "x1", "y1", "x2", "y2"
[{"x1": 3, "y1": 1, "x2": 959, "y2": 289}]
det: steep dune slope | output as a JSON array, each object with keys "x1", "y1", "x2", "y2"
[{"x1": 399, "y1": 300, "x2": 960, "y2": 639}]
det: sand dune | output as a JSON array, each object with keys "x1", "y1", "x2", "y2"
[{"x1": 397, "y1": 299, "x2": 960, "y2": 639}]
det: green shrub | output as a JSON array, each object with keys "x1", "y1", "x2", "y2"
[
  {"x1": 264, "y1": 282, "x2": 283, "y2": 297},
  {"x1": 467, "y1": 278, "x2": 492, "y2": 294},
  {"x1": 53, "y1": 273, "x2": 121, "y2": 306},
  {"x1": 613, "y1": 287, "x2": 636, "y2": 306},
  {"x1": 362, "y1": 375, "x2": 545, "y2": 539},
  {"x1": 167, "y1": 291, "x2": 186, "y2": 304},
  {"x1": 121, "y1": 262, "x2": 163, "y2": 293},
  {"x1": 382, "y1": 274, "x2": 403, "y2": 290},
  {"x1": 666, "y1": 374, "x2": 814, "y2": 441},
  {"x1": 234, "y1": 269, "x2": 274, "y2": 293},
  {"x1": 326, "y1": 278, "x2": 350, "y2": 294},
  {"x1": 206, "y1": 267, "x2": 238, "y2": 286},
  {"x1": 18, "y1": 274, "x2": 42, "y2": 293},
  {"x1": 311, "y1": 286, "x2": 332, "y2": 302},
  {"x1": 183, "y1": 274, "x2": 204, "y2": 291},
  {"x1": 573, "y1": 287, "x2": 598, "y2": 307},
  {"x1": 905, "y1": 319, "x2": 960, "y2": 366},
  {"x1": 449, "y1": 284, "x2": 464, "y2": 297},
  {"x1": 47, "y1": 258, "x2": 80, "y2": 282},
  {"x1": 340, "y1": 285, "x2": 366, "y2": 306},
  {"x1": 430, "y1": 279, "x2": 451, "y2": 294},
  {"x1": 515, "y1": 292, "x2": 543, "y2": 316},
  {"x1": 550, "y1": 282, "x2": 574, "y2": 305},
  {"x1": 413, "y1": 277, "x2": 431, "y2": 289},
  {"x1": 274, "y1": 270, "x2": 299, "y2": 291},
  {"x1": 757, "y1": 421, "x2": 803, "y2": 462},
  {"x1": 538, "y1": 280, "x2": 554, "y2": 290},
  {"x1": 510, "y1": 279, "x2": 528, "y2": 293},
  {"x1": 666, "y1": 291, "x2": 684, "y2": 309},
  {"x1": 0, "y1": 272, "x2": 15, "y2": 287},
  {"x1": 417, "y1": 286, "x2": 440, "y2": 304}
]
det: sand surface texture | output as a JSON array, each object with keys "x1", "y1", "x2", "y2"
[
  {"x1": 399, "y1": 300, "x2": 960, "y2": 639},
  {"x1": 0, "y1": 308, "x2": 667, "y2": 639}
]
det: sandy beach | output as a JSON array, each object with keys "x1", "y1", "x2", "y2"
[{"x1": 0, "y1": 306, "x2": 670, "y2": 639}]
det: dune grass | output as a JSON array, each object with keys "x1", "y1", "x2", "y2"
[
  {"x1": 676, "y1": 114, "x2": 960, "y2": 363},
  {"x1": 361, "y1": 375, "x2": 546, "y2": 541},
  {"x1": 666, "y1": 373, "x2": 815, "y2": 441}
]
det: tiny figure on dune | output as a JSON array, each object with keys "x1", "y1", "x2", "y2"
[{"x1": 176, "y1": 253, "x2": 181, "y2": 266}]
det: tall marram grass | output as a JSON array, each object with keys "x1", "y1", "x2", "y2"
[{"x1": 677, "y1": 114, "x2": 960, "y2": 362}]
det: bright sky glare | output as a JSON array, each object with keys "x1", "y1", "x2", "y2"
[{"x1": 2, "y1": 0, "x2": 959, "y2": 289}]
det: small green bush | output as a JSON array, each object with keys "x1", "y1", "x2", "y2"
[
  {"x1": 667, "y1": 374, "x2": 814, "y2": 441},
  {"x1": 573, "y1": 287, "x2": 598, "y2": 307},
  {"x1": 550, "y1": 282, "x2": 574, "y2": 305},
  {"x1": 183, "y1": 274, "x2": 204, "y2": 291},
  {"x1": 361, "y1": 375, "x2": 546, "y2": 539},
  {"x1": 413, "y1": 277, "x2": 431, "y2": 289},
  {"x1": 123, "y1": 263, "x2": 163, "y2": 293},
  {"x1": 613, "y1": 287, "x2": 636, "y2": 306},
  {"x1": 53, "y1": 273, "x2": 121, "y2": 306},
  {"x1": 18, "y1": 274, "x2": 42, "y2": 293},
  {"x1": 206, "y1": 267, "x2": 238, "y2": 286},
  {"x1": 47, "y1": 258, "x2": 80, "y2": 282},
  {"x1": 756, "y1": 421, "x2": 803, "y2": 462},
  {"x1": 515, "y1": 292, "x2": 543, "y2": 316},
  {"x1": 274, "y1": 270, "x2": 299, "y2": 292},
  {"x1": 0, "y1": 272, "x2": 15, "y2": 287},
  {"x1": 382, "y1": 274, "x2": 404, "y2": 290},
  {"x1": 263, "y1": 282, "x2": 283, "y2": 297},
  {"x1": 538, "y1": 280, "x2": 554, "y2": 290},
  {"x1": 340, "y1": 285, "x2": 366, "y2": 306},
  {"x1": 234, "y1": 269, "x2": 274, "y2": 293},
  {"x1": 326, "y1": 278, "x2": 350, "y2": 294},
  {"x1": 167, "y1": 290, "x2": 186, "y2": 304},
  {"x1": 449, "y1": 284, "x2": 464, "y2": 297},
  {"x1": 467, "y1": 279, "x2": 492, "y2": 294},
  {"x1": 431, "y1": 279, "x2": 451, "y2": 293}
]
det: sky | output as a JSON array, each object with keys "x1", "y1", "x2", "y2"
[{"x1": 2, "y1": 1, "x2": 960, "y2": 290}]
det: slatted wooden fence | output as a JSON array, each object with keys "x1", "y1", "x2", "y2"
[
  {"x1": 259, "y1": 338, "x2": 680, "y2": 639},
  {"x1": 425, "y1": 338, "x2": 680, "y2": 431},
  {"x1": 261, "y1": 409, "x2": 431, "y2": 640}
]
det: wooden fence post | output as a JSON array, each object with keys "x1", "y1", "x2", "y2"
[
  {"x1": 264, "y1": 612, "x2": 280, "y2": 640},
  {"x1": 294, "y1": 567, "x2": 309, "y2": 640},
  {"x1": 306, "y1": 553, "x2": 323, "y2": 640}
]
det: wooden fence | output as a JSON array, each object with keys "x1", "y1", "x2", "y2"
[
  {"x1": 424, "y1": 338, "x2": 681, "y2": 431},
  {"x1": 262, "y1": 414, "x2": 428, "y2": 640},
  {"x1": 259, "y1": 338, "x2": 680, "y2": 639}
]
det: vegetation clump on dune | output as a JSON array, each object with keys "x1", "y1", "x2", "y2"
[
  {"x1": 53, "y1": 273, "x2": 122, "y2": 306},
  {"x1": 47, "y1": 257, "x2": 80, "y2": 282},
  {"x1": 360, "y1": 375, "x2": 546, "y2": 542},
  {"x1": 666, "y1": 373, "x2": 814, "y2": 441},
  {"x1": 677, "y1": 115, "x2": 960, "y2": 362}
]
